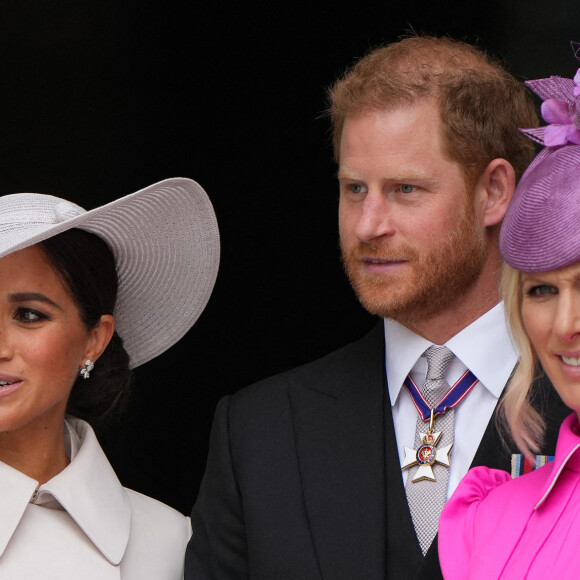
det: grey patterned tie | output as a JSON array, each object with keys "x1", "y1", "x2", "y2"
[{"x1": 405, "y1": 345, "x2": 455, "y2": 555}]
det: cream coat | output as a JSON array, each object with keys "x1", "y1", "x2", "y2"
[{"x1": 0, "y1": 417, "x2": 191, "y2": 579}]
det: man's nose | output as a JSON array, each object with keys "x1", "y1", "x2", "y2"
[{"x1": 354, "y1": 192, "x2": 396, "y2": 243}]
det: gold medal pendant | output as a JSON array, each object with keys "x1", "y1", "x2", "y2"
[{"x1": 402, "y1": 410, "x2": 453, "y2": 482}]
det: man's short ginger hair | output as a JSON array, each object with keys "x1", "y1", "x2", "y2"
[{"x1": 328, "y1": 36, "x2": 538, "y2": 186}]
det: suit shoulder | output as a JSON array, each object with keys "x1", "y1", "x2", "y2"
[{"x1": 230, "y1": 323, "x2": 383, "y2": 406}]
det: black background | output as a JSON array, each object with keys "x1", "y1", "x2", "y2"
[{"x1": 2, "y1": 0, "x2": 579, "y2": 514}]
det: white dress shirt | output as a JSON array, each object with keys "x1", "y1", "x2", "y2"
[
  {"x1": 0, "y1": 417, "x2": 191, "y2": 579},
  {"x1": 385, "y1": 302, "x2": 518, "y2": 498}
]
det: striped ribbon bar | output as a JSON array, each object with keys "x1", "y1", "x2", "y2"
[
  {"x1": 511, "y1": 454, "x2": 555, "y2": 478},
  {"x1": 403, "y1": 370, "x2": 479, "y2": 421}
]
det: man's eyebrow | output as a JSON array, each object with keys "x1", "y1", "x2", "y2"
[
  {"x1": 337, "y1": 168, "x2": 359, "y2": 180},
  {"x1": 8, "y1": 292, "x2": 61, "y2": 309},
  {"x1": 337, "y1": 169, "x2": 440, "y2": 187}
]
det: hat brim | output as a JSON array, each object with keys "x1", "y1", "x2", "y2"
[{"x1": 0, "y1": 178, "x2": 220, "y2": 368}]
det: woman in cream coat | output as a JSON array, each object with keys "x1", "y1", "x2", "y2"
[{"x1": 0, "y1": 178, "x2": 219, "y2": 579}]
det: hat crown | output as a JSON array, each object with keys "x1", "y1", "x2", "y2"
[
  {"x1": 0, "y1": 194, "x2": 85, "y2": 231},
  {"x1": 500, "y1": 144, "x2": 580, "y2": 272}
]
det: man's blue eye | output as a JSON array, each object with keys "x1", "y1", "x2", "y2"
[{"x1": 401, "y1": 184, "x2": 415, "y2": 194}]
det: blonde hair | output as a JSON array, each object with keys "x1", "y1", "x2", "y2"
[{"x1": 498, "y1": 264, "x2": 545, "y2": 458}]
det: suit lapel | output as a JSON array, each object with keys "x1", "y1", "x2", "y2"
[
  {"x1": 289, "y1": 323, "x2": 386, "y2": 579},
  {"x1": 469, "y1": 406, "x2": 512, "y2": 471},
  {"x1": 383, "y1": 389, "x2": 425, "y2": 578}
]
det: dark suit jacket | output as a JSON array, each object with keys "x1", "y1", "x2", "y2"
[{"x1": 186, "y1": 323, "x2": 568, "y2": 579}]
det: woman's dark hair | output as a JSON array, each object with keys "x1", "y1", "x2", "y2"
[{"x1": 39, "y1": 228, "x2": 133, "y2": 426}]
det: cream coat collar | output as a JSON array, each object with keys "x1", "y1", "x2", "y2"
[{"x1": 0, "y1": 418, "x2": 131, "y2": 564}]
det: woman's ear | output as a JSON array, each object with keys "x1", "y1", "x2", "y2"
[
  {"x1": 84, "y1": 314, "x2": 115, "y2": 363},
  {"x1": 474, "y1": 158, "x2": 516, "y2": 227}
]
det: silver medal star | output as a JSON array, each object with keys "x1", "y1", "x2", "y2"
[{"x1": 401, "y1": 430, "x2": 453, "y2": 482}]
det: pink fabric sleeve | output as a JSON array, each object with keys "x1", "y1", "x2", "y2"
[{"x1": 439, "y1": 466, "x2": 511, "y2": 579}]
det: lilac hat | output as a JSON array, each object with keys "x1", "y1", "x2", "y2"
[{"x1": 500, "y1": 43, "x2": 580, "y2": 272}]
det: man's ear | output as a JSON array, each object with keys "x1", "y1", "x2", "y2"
[
  {"x1": 474, "y1": 158, "x2": 516, "y2": 227},
  {"x1": 84, "y1": 314, "x2": 115, "y2": 363}
]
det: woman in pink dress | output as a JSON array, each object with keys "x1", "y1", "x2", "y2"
[{"x1": 439, "y1": 50, "x2": 580, "y2": 579}]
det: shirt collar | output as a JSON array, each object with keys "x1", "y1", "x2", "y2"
[
  {"x1": 535, "y1": 413, "x2": 580, "y2": 509},
  {"x1": 384, "y1": 319, "x2": 431, "y2": 406},
  {"x1": 385, "y1": 302, "x2": 518, "y2": 406},
  {"x1": 0, "y1": 418, "x2": 131, "y2": 564}
]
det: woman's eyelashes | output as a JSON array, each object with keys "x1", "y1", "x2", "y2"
[
  {"x1": 525, "y1": 284, "x2": 557, "y2": 298},
  {"x1": 13, "y1": 306, "x2": 49, "y2": 323}
]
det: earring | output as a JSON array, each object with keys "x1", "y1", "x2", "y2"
[{"x1": 79, "y1": 359, "x2": 95, "y2": 380}]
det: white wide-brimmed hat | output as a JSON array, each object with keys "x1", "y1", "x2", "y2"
[{"x1": 0, "y1": 177, "x2": 220, "y2": 368}]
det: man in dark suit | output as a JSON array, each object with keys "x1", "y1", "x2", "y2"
[{"x1": 186, "y1": 36, "x2": 568, "y2": 579}]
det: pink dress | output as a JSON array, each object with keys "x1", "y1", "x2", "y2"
[{"x1": 438, "y1": 413, "x2": 580, "y2": 579}]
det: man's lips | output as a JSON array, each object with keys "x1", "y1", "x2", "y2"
[
  {"x1": 362, "y1": 258, "x2": 407, "y2": 264},
  {"x1": 359, "y1": 258, "x2": 408, "y2": 274}
]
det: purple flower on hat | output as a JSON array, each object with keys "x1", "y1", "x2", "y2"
[
  {"x1": 520, "y1": 69, "x2": 580, "y2": 146},
  {"x1": 540, "y1": 91, "x2": 580, "y2": 146},
  {"x1": 574, "y1": 68, "x2": 580, "y2": 95},
  {"x1": 520, "y1": 45, "x2": 580, "y2": 147}
]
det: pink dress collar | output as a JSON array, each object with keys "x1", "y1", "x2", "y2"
[{"x1": 535, "y1": 412, "x2": 580, "y2": 508}]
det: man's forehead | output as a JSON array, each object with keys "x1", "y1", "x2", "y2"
[
  {"x1": 341, "y1": 105, "x2": 442, "y2": 149},
  {"x1": 337, "y1": 103, "x2": 463, "y2": 177},
  {"x1": 340, "y1": 102, "x2": 442, "y2": 143}
]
